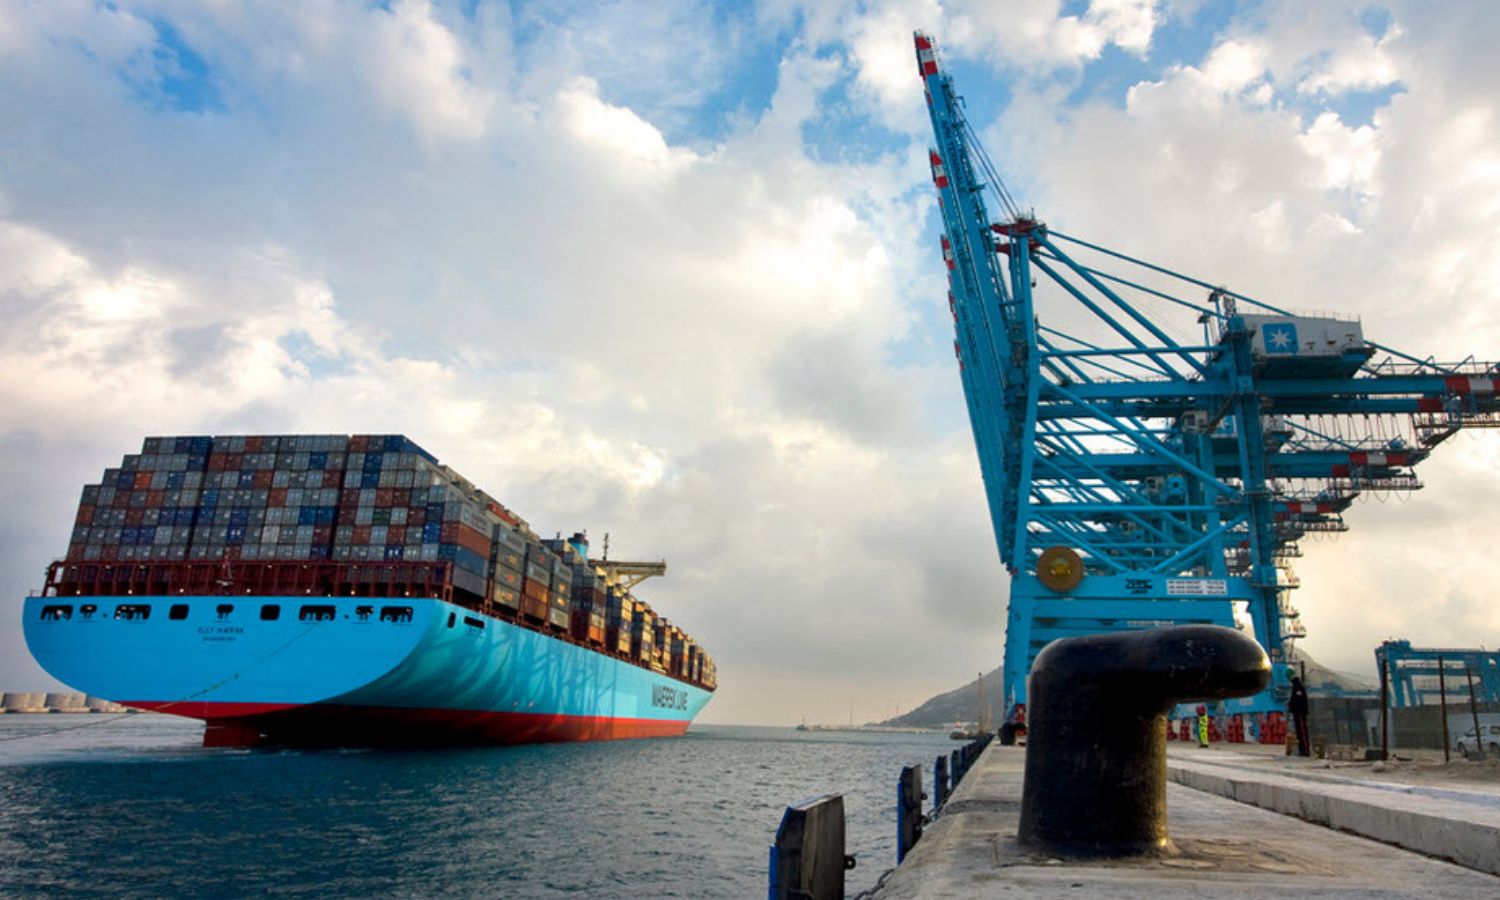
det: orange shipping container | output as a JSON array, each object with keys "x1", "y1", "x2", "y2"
[
  {"x1": 455, "y1": 523, "x2": 492, "y2": 557},
  {"x1": 521, "y1": 593, "x2": 548, "y2": 621}
]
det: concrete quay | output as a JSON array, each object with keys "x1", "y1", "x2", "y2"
[
  {"x1": 1166, "y1": 746, "x2": 1500, "y2": 876},
  {"x1": 871, "y1": 744, "x2": 1500, "y2": 898}
]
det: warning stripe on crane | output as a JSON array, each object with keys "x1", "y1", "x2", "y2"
[
  {"x1": 929, "y1": 150, "x2": 948, "y2": 188},
  {"x1": 1349, "y1": 451, "x2": 1408, "y2": 466},
  {"x1": 941, "y1": 236, "x2": 955, "y2": 270},
  {"x1": 915, "y1": 34, "x2": 938, "y2": 77},
  {"x1": 1444, "y1": 376, "x2": 1500, "y2": 395},
  {"x1": 1332, "y1": 451, "x2": 1411, "y2": 476},
  {"x1": 1283, "y1": 502, "x2": 1333, "y2": 515}
]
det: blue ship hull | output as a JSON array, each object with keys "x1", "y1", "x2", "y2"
[{"x1": 22, "y1": 595, "x2": 713, "y2": 746}]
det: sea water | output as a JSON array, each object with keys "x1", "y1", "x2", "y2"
[{"x1": 0, "y1": 715, "x2": 956, "y2": 897}]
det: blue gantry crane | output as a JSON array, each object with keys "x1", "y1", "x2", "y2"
[
  {"x1": 1376, "y1": 640, "x2": 1500, "y2": 708},
  {"x1": 916, "y1": 32, "x2": 1500, "y2": 720}
]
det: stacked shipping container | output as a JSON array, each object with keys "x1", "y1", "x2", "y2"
[{"x1": 58, "y1": 434, "x2": 716, "y2": 692}]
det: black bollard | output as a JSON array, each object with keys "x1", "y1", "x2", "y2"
[{"x1": 1018, "y1": 624, "x2": 1269, "y2": 858}]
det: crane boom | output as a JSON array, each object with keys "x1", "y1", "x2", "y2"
[{"x1": 916, "y1": 31, "x2": 1500, "y2": 721}]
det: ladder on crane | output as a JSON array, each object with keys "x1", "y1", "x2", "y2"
[{"x1": 916, "y1": 31, "x2": 1500, "y2": 718}]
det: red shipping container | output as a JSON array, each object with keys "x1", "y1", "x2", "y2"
[
  {"x1": 353, "y1": 526, "x2": 372, "y2": 544},
  {"x1": 349, "y1": 435, "x2": 368, "y2": 452},
  {"x1": 253, "y1": 470, "x2": 273, "y2": 489},
  {"x1": 245, "y1": 436, "x2": 263, "y2": 452},
  {"x1": 269, "y1": 488, "x2": 288, "y2": 506},
  {"x1": 75, "y1": 505, "x2": 95, "y2": 526},
  {"x1": 408, "y1": 508, "x2": 426, "y2": 526},
  {"x1": 111, "y1": 490, "x2": 130, "y2": 509},
  {"x1": 522, "y1": 577, "x2": 548, "y2": 600},
  {"x1": 133, "y1": 472, "x2": 152, "y2": 489},
  {"x1": 100, "y1": 546, "x2": 118, "y2": 561},
  {"x1": 375, "y1": 488, "x2": 395, "y2": 506},
  {"x1": 341, "y1": 489, "x2": 361, "y2": 505},
  {"x1": 146, "y1": 490, "x2": 165, "y2": 507},
  {"x1": 124, "y1": 509, "x2": 145, "y2": 526},
  {"x1": 387, "y1": 529, "x2": 405, "y2": 546},
  {"x1": 337, "y1": 506, "x2": 357, "y2": 525},
  {"x1": 486, "y1": 502, "x2": 520, "y2": 528},
  {"x1": 440, "y1": 523, "x2": 458, "y2": 542},
  {"x1": 207, "y1": 455, "x2": 226, "y2": 471},
  {"x1": 322, "y1": 470, "x2": 342, "y2": 489}
]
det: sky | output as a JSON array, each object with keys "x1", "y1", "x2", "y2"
[{"x1": 2, "y1": 0, "x2": 1499, "y2": 727}]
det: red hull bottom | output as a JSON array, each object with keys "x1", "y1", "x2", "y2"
[{"x1": 124, "y1": 701, "x2": 693, "y2": 748}]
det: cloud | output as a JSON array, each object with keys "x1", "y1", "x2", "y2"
[
  {"x1": 1297, "y1": 111, "x2": 1379, "y2": 196},
  {"x1": 357, "y1": 0, "x2": 495, "y2": 143},
  {"x1": 948, "y1": 0, "x2": 1162, "y2": 70},
  {"x1": 558, "y1": 77, "x2": 696, "y2": 170}
]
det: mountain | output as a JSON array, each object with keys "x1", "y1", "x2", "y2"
[
  {"x1": 877, "y1": 667, "x2": 1005, "y2": 730},
  {"x1": 878, "y1": 646, "x2": 1375, "y2": 729}
]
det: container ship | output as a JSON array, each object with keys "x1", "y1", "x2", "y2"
[{"x1": 22, "y1": 434, "x2": 716, "y2": 747}]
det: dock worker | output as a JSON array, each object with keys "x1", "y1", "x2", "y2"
[
  {"x1": 1196, "y1": 704, "x2": 1209, "y2": 749},
  {"x1": 1289, "y1": 675, "x2": 1310, "y2": 757}
]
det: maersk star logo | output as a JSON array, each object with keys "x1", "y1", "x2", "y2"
[{"x1": 1262, "y1": 322, "x2": 1298, "y2": 354}]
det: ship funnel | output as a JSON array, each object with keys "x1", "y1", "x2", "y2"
[{"x1": 1017, "y1": 625, "x2": 1268, "y2": 858}]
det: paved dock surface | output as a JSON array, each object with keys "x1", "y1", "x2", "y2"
[
  {"x1": 872, "y1": 744, "x2": 1500, "y2": 898},
  {"x1": 1167, "y1": 745, "x2": 1500, "y2": 876}
]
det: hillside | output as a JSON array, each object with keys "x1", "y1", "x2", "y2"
[{"x1": 877, "y1": 667, "x2": 1005, "y2": 730}]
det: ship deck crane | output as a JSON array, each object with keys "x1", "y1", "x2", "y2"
[
  {"x1": 916, "y1": 31, "x2": 1500, "y2": 718},
  {"x1": 588, "y1": 559, "x2": 667, "y2": 592}
]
